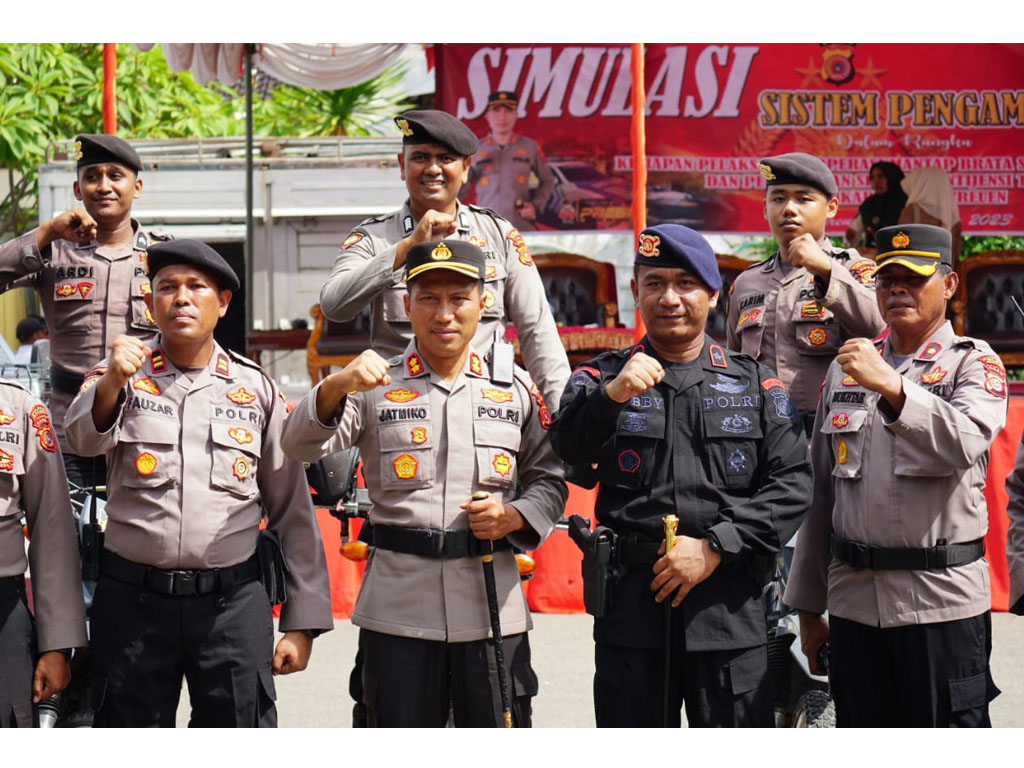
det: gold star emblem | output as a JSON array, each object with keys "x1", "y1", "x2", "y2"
[{"x1": 794, "y1": 56, "x2": 823, "y2": 88}]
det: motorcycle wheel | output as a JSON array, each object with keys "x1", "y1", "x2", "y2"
[{"x1": 793, "y1": 690, "x2": 835, "y2": 728}]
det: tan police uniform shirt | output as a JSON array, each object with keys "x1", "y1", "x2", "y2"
[
  {"x1": 785, "y1": 322, "x2": 1008, "y2": 627},
  {"x1": 319, "y1": 200, "x2": 570, "y2": 409},
  {"x1": 0, "y1": 223, "x2": 161, "y2": 445},
  {"x1": 726, "y1": 243, "x2": 884, "y2": 414},
  {"x1": 63, "y1": 340, "x2": 333, "y2": 633},
  {"x1": 281, "y1": 342, "x2": 567, "y2": 642},
  {"x1": 468, "y1": 134, "x2": 556, "y2": 232},
  {"x1": 1004, "y1": 436, "x2": 1024, "y2": 608},
  {"x1": 0, "y1": 381, "x2": 87, "y2": 652}
]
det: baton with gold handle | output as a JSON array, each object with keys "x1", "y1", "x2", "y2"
[
  {"x1": 474, "y1": 491, "x2": 513, "y2": 728},
  {"x1": 662, "y1": 514, "x2": 679, "y2": 727}
]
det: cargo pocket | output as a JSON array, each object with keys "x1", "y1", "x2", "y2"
[
  {"x1": 510, "y1": 660, "x2": 539, "y2": 728},
  {"x1": 381, "y1": 281, "x2": 409, "y2": 323},
  {"x1": 118, "y1": 416, "x2": 180, "y2": 492},
  {"x1": 378, "y1": 423, "x2": 433, "y2": 491},
  {"x1": 474, "y1": 419, "x2": 522, "y2": 490},
  {"x1": 947, "y1": 670, "x2": 999, "y2": 727},
  {"x1": 793, "y1": 308, "x2": 841, "y2": 356},
  {"x1": 819, "y1": 408, "x2": 869, "y2": 479},
  {"x1": 734, "y1": 306, "x2": 766, "y2": 358},
  {"x1": 727, "y1": 646, "x2": 768, "y2": 696},
  {"x1": 702, "y1": 407, "x2": 762, "y2": 491},
  {"x1": 481, "y1": 261, "x2": 507, "y2": 320},
  {"x1": 129, "y1": 280, "x2": 158, "y2": 332},
  {"x1": 210, "y1": 422, "x2": 261, "y2": 499}
]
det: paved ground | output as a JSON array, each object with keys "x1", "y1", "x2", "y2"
[{"x1": 175, "y1": 611, "x2": 1024, "y2": 727}]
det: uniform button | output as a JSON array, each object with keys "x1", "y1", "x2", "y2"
[
  {"x1": 217, "y1": 596, "x2": 228, "y2": 610},
  {"x1": 137, "y1": 592, "x2": 147, "y2": 604}
]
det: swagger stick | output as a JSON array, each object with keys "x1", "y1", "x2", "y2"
[
  {"x1": 662, "y1": 514, "x2": 679, "y2": 728},
  {"x1": 475, "y1": 491, "x2": 513, "y2": 727}
]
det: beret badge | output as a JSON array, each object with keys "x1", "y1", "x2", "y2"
[
  {"x1": 758, "y1": 163, "x2": 775, "y2": 181},
  {"x1": 638, "y1": 234, "x2": 661, "y2": 257},
  {"x1": 396, "y1": 118, "x2": 413, "y2": 137},
  {"x1": 74, "y1": 140, "x2": 83, "y2": 161}
]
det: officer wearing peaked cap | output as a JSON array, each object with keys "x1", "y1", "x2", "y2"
[
  {"x1": 63, "y1": 239, "x2": 332, "y2": 727},
  {"x1": 0, "y1": 133, "x2": 169, "y2": 490},
  {"x1": 726, "y1": 152, "x2": 885, "y2": 434},
  {"x1": 319, "y1": 108, "x2": 569, "y2": 410},
  {"x1": 283, "y1": 239, "x2": 566, "y2": 727},
  {"x1": 786, "y1": 223, "x2": 1007, "y2": 727},
  {"x1": 552, "y1": 224, "x2": 811, "y2": 727}
]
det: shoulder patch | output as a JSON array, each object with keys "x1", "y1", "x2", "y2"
[
  {"x1": 847, "y1": 259, "x2": 877, "y2": 285},
  {"x1": 708, "y1": 344, "x2": 729, "y2": 369},
  {"x1": 341, "y1": 231, "x2": 366, "y2": 250}
]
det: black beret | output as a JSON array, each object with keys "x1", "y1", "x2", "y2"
[
  {"x1": 75, "y1": 134, "x2": 142, "y2": 173},
  {"x1": 635, "y1": 223, "x2": 721, "y2": 292},
  {"x1": 757, "y1": 152, "x2": 837, "y2": 198},
  {"x1": 394, "y1": 110, "x2": 479, "y2": 157},
  {"x1": 405, "y1": 239, "x2": 485, "y2": 283},
  {"x1": 487, "y1": 91, "x2": 519, "y2": 109},
  {"x1": 874, "y1": 224, "x2": 952, "y2": 276},
  {"x1": 146, "y1": 240, "x2": 240, "y2": 292}
]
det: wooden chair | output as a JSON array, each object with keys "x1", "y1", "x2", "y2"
[
  {"x1": 531, "y1": 251, "x2": 620, "y2": 329},
  {"x1": 306, "y1": 304, "x2": 372, "y2": 384},
  {"x1": 951, "y1": 251, "x2": 1024, "y2": 366}
]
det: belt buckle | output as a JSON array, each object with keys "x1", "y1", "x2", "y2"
[
  {"x1": 849, "y1": 542, "x2": 872, "y2": 569},
  {"x1": 170, "y1": 570, "x2": 197, "y2": 596},
  {"x1": 423, "y1": 530, "x2": 446, "y2": 558}
]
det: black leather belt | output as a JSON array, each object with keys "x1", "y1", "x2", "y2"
[
  {"x1": 372, "y1": 525, "x2": 511, "y2": 558},
  {"x1": 830, "y1": 534, "x2": 985, "y2": 571},
  {"x1": 50, "y1": 366, "x2": 85, "y2": 395},
  {"x1": 101, "y1": 549, "x2": 259, "y2": 596},
  {"x1": 616, "y1": 536, "x2": 661, "y2": 568},
  {"x1": 0, "y1": 575, "x2": 25, "y2": 600}
]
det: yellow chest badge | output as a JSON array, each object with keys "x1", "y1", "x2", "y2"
[
  {"x1": 228, "y1": 428, "x2": 253, "y2": 445},
  {"x1": 481, "y1": 388, "x2": 514, "y2": 404},
  {"x1": 0, "y1": 449, "x2": 13, "y2": 471},
  {"x1": 133, "y1": 377, "x2": 161, "y2": 396},
  {"x1": 808, "y1": 328, "x2": 828, "y2": 346},
  {"x1": 832, "y1": 412, "x2": 850, "y2": 429},
  {"x1": 393, "y1": 453, "x2": 419, "y2": 480},
  {"x1": 0, "y1": 410, "x2": 14, "y2": 426},
  {"x1": 837, "y1": 439, "x2": 848, "y2": 465},
  {"x1": 136, "y1": 452, "x2": 158, "y2": 475},
  {"x1": 493, "y1": 453, "x2": 512, "y2": 477},
  {"x1": 232, "y1": 456, "x2": 250, "y2": 480},
  {"x1": 920, "y1": 367, "x2": 948, "y2": 385},
  {"x1": 227, "y1": 387, "x2": 258, "y2": 405},
  {"x1": 384, "y1": 388, "x2": 419, "y2": 403},
  {"x1": 410, "y1": 426, "x2": 428, "y2": 445}
]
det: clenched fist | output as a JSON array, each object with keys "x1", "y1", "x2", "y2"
[
  {"x1": 316, "y1": 349, "x2": 392, "y2": 422},
  {"x1": 393, "y1": 210, "x2": 459, "y2": 269},
  {"x1": 604, "y1": 352, "x2": 665, "y2": 403},
  {"x1": 786, "y1": 232, "x2": 832, "y2": 278},
  {"x1": 39, "y1": 208, "x2": 98, "y2": 249},
  {"x1": 105, "y1": 335, "x2": 152, "y2": 388}
]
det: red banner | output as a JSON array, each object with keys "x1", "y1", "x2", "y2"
[{"x1": 436, "y1": 43, "x2": 1024, "y2": 235}]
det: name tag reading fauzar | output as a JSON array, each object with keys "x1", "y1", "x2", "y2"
[{"x1": 490, "y1": 330, "x2": 514, "y2": 386}]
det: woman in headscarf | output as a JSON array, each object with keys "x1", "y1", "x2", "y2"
[
  {"x1": 844, "y1": 161, "x2": 908, "y2": 248},
  {"x1": 898, "y1": 166, "x2": 962, "y2": 262}
]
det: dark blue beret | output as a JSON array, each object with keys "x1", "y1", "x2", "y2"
[
  {"x1": 405, "y1": 239, "x2": 485, "y2": 283},
  {"x1": 758, "y1": 152, "x2": 837, "y2": 198},
  {"x1": 394, "y1": 110, "x2": 479, "y2": 157},
  {"x1": 146, "y1": 240, "x2": 240, "y2": 292},
  {"x1": 635, "y1": 224, "x2": 721, "y2": 292},
  {"x1": 874, "y1": 224, "x2": 952, "y2": 276},
  {"x1": 75, "y1": 134, "x2": 142, "y2": 173}
]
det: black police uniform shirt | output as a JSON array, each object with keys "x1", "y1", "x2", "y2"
[{"x1": 551, "y1": 336, "x2": 811, "y2": 652}]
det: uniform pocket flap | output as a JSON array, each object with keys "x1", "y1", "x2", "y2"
[
  {"x1": 734, "y1": 306, "x2": 766, "y2": 331},
  {"x1": 948, "y1": 671, "x2": 988, "y2": 712},
  {"x1": 728, "y1": 647, "x2": 767, "y2": 696},
  {"x1": 211, "y1": 421, "x2": 263, "y2": 456},
  {"x1": 819, "y1": 408, "x2": 869, "y2": 435}
]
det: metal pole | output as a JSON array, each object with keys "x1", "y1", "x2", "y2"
[
  {"x1": 102, "y1": 43, "x2": 117, "y2": 134},
  {"x1": 630, "y1": 42, "x2": 648, "y2": 342},
  {"x1": 244, "y1": 44, "x2": 254, "y2": 346}
]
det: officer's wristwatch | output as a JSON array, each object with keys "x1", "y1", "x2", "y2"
[{"x1": 707, "y1": 532, "x2": 724, "y2": 555}]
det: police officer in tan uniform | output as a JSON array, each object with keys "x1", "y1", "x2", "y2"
[
  {"x1": 466, "y1": 91, "x2": 555, "y2": 233},
  {"x1": 786, "y1": 224, "x2": 1008, "y2": 727},
  {"x1": 0, "y1": 134, "x2": 167, "y2": 488},
  {"x1": 284, "y1": 239, "x2": 567, "y2": 727},
  {"x1": 1007, "y1": 440, "x2": 1024, "y2": 615},
  {"x1": 0, "y1": 382, "x2": 87, "y2": 727},
  {"x1": 727, "y1": 153, "x2": 884, "y2": 433},
  {"x1": 64, "y1": 240, "x2": 333, "y2": 727},
  {"x1": 319, "y1": 109, "x2": 569, "y2": 410}
]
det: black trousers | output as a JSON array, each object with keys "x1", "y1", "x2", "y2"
[
  {"x1": 90, "y1": 574, "x2": 276, "y2": 728},
  {"x1": 829, "y1": 612, "x2": 999, "y2": 727},
  {"x1": 361, "y1": 629, "x2": 537, "y2": 727},
  {"x1": 0, "y1": 591, "x2": 36, "y2": 728},
  {"x1": 594, "y1": 642, "x2": 773, "y2": 727}
]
